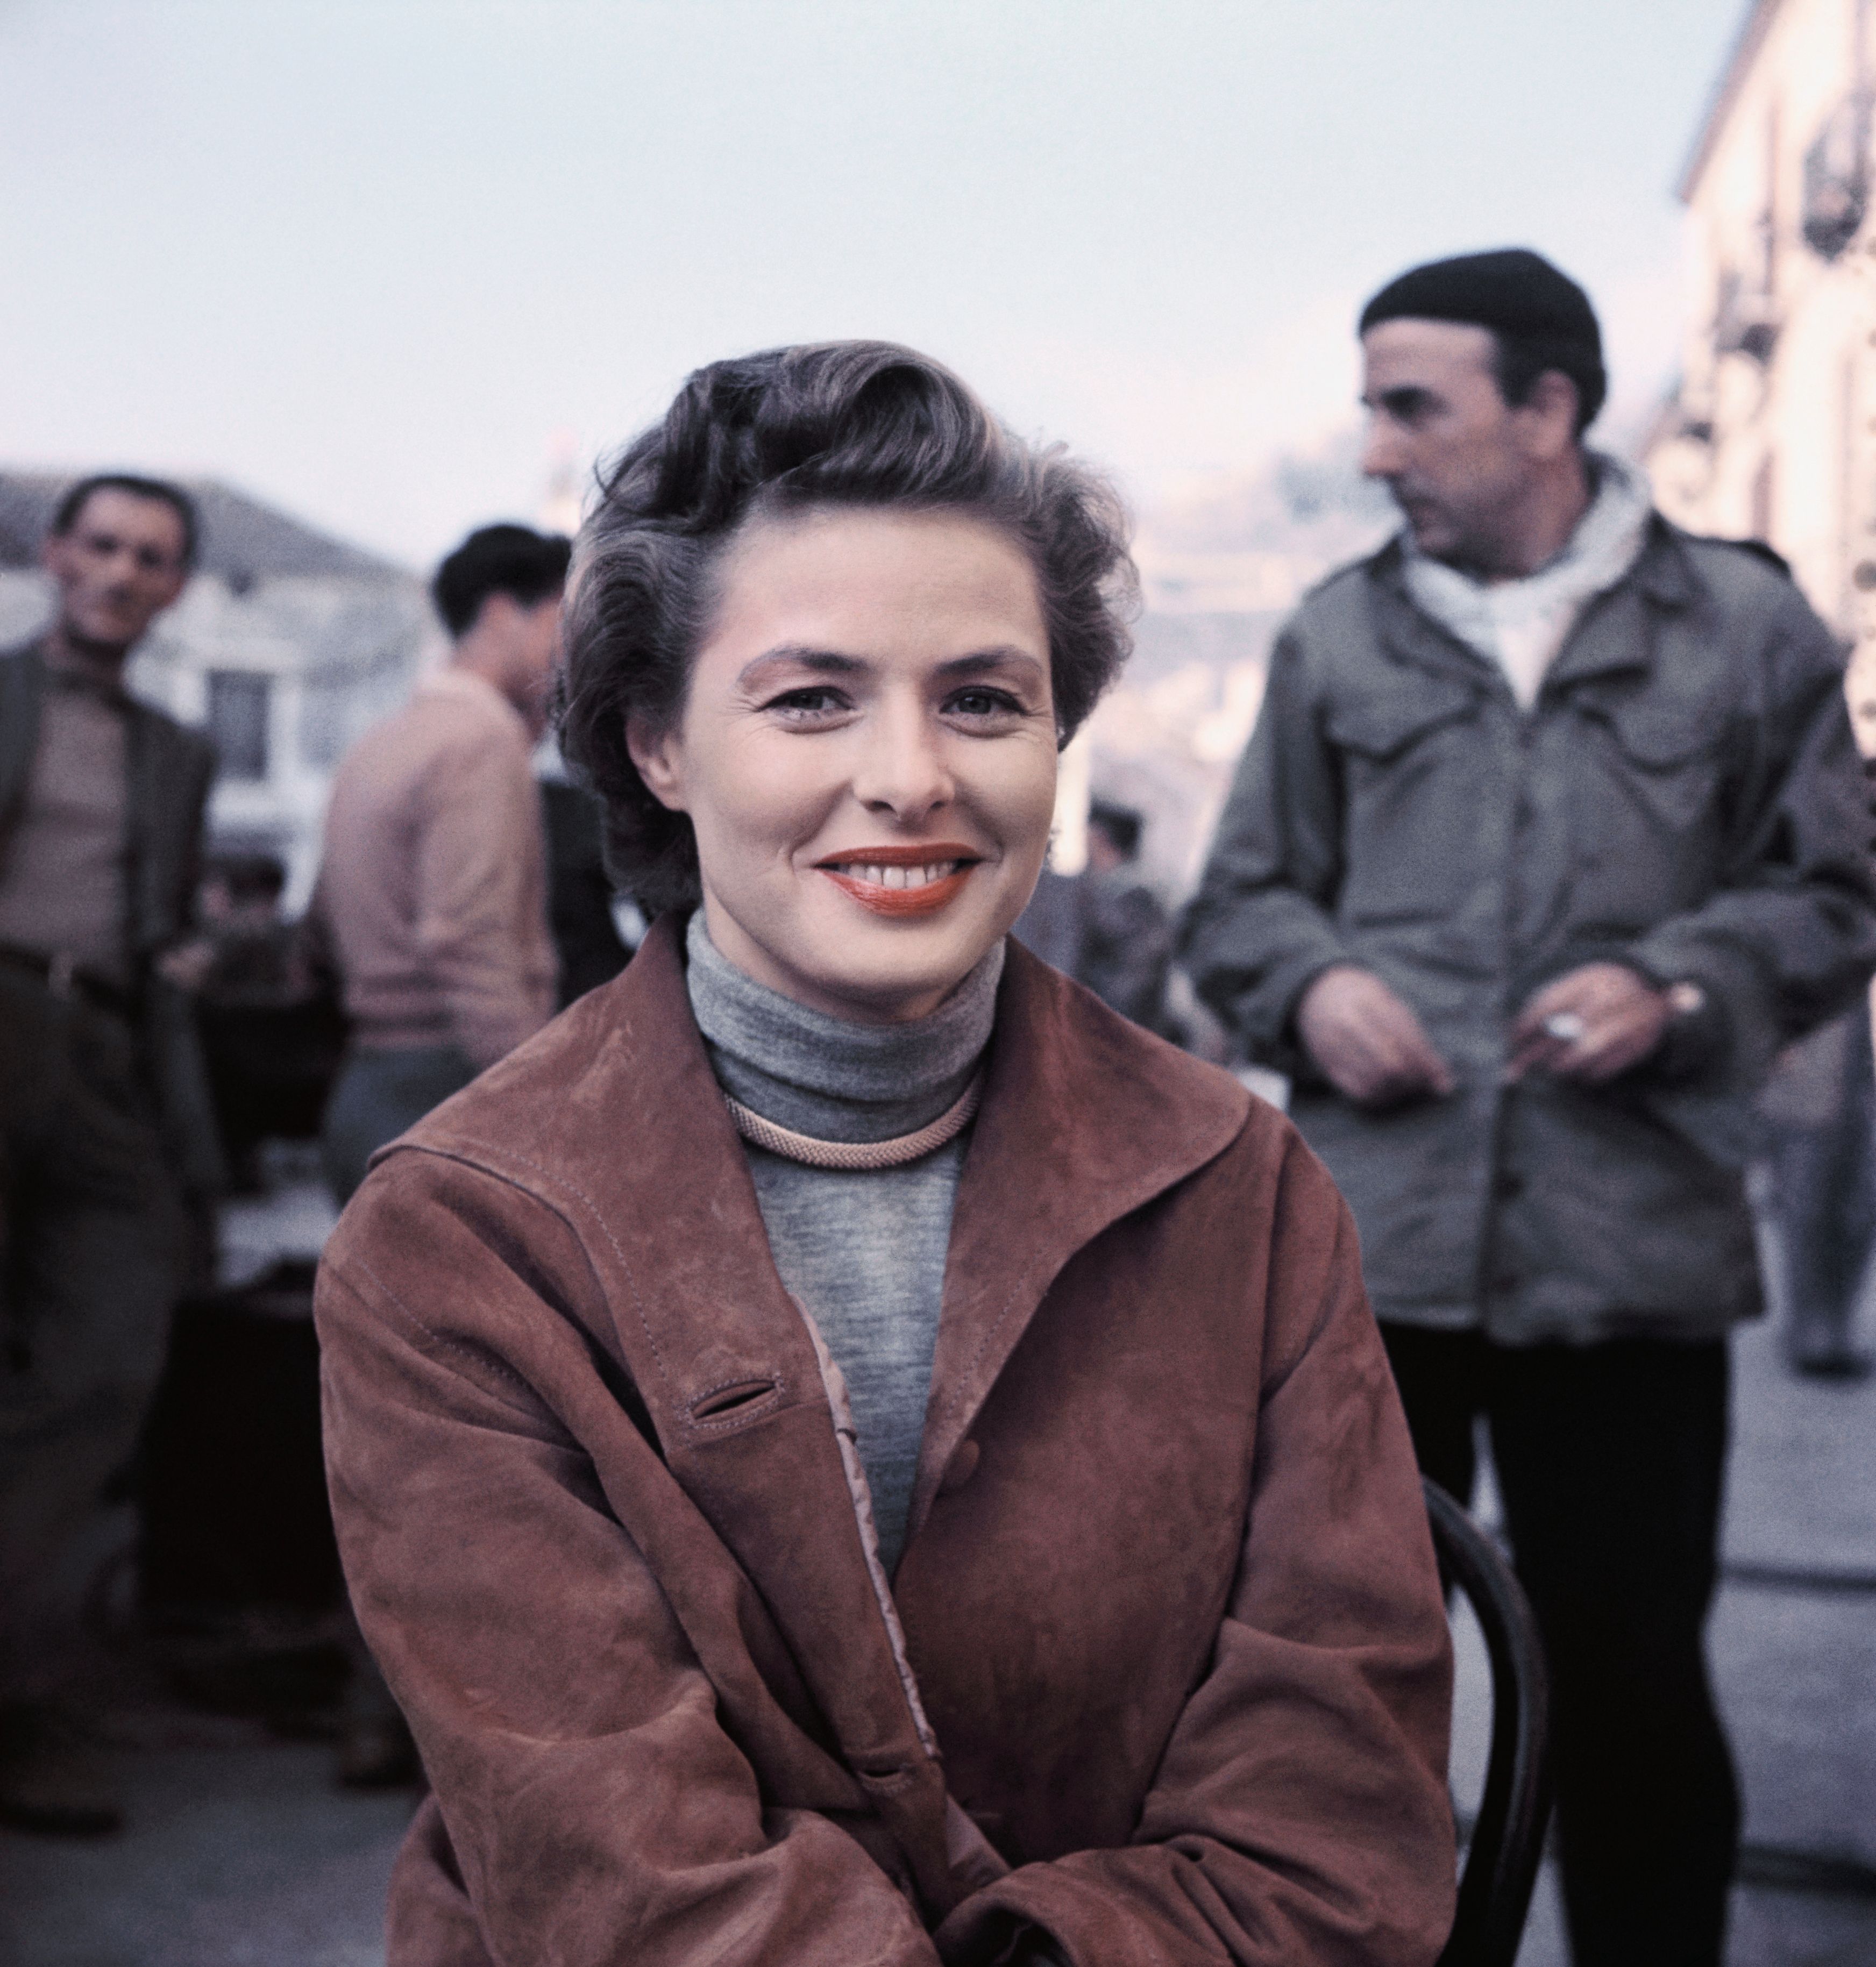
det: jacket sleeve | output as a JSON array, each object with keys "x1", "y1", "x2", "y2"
[
  {"x1": 316, "y1": 1161, "x2": 944, "y2": 1967},
  {"x1": 1179, "y1": 628, "x2": 1355, "y2": 1068},
  {"x1": 1629, "y1": 576, "x2": 1876, "y2": 1078},
  {"x1": 936, "y1": 1141, "x2": 1457, "y2": 1967},
  {"x1": 412, "y1": 737, "x2": 555, "y2": 1069}
]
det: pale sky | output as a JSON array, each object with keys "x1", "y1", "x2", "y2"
[{"x1": 0, "y1": 0, "x2": 1748, "y2": 568}]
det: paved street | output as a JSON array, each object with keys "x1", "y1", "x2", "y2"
[{"x1": 3, "y1": 1178, "x2": 1871, "y2": 1965}]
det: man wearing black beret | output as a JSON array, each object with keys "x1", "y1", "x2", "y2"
[{"x1": 1184, "y1": 247, "x2": 1876, "y2": 1966}]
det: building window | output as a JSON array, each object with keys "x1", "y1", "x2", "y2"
[
  {"x1": 208, "y1": 670, "x2": 271, "y2": 782},
  {"x1": 299, "y1": 674, "x2": 347, "y2": 768}
]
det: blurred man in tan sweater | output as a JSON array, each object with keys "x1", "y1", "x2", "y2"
[
  {"x1": 312, "y1": 524, "x2": 569, "y2": 1206},
  {"x1": 309, "y1": 523, "x2": 568, "y2": 1787}
]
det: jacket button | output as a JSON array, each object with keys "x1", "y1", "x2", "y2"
[
  {"x1": 1495, "y1": 1171, "x2": 1525, "y2": 1200},
  {"x1": 939, "y1": 1440, "x2": 981, "y2": 1494},
  {"x1": 1494, "y1": 1273, "x2": 1519, "y2": 1295}
]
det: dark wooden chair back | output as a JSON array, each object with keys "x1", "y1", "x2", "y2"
[{"x1": 1424, "y1": 1477, "x2": 1554, "y2": 1967}]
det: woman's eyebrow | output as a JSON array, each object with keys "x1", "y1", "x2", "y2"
[
  {"x1": 934, "y1": 647, "x2": 1047, "y2": 680},
  {"x1": 735, "y1": 644, "x2": 1045, "y2": 689},
  {"x1": 736, "y1": 646, "x2": 868, "y2": 687}
]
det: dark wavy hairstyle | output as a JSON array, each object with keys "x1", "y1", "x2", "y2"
[{"x1": 558, "y1": 341, "x2": 1137, "y2": 914}]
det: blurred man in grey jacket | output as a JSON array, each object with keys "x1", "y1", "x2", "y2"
[
  {"x1": 0, "y1": 475, "x2": 217, "y2": 1834},
  {"x1": 1183, "y1": 251, "x2": 1876, "y2": 1967}
]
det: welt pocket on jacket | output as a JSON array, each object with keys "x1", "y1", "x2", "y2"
[
  {"x1": 687, "y1": 1374, "x2": 786, "y2": 1430},
  {"x1": 1325, "y1": 679, "x2": 1478, "y2": 761}
]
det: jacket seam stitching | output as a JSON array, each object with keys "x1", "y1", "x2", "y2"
[
  {"x1": 384, "y1": 1137, "x2": 684, "y2": 1416},
  {"x1": 332, "y1": 1248, "x2": 538, "y2": 1403}
]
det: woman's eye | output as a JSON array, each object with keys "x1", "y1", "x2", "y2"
[
  {"x1": 946, "y1": 687, "x2": 1024, "y2": 719},
  {"x1": 764, "y1": 687, "x2": 850, "y2": 718}
]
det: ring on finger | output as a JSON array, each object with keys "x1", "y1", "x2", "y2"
[{"x1": 1541, "y1": 1012, "x2": 1587, "y2": 1044}]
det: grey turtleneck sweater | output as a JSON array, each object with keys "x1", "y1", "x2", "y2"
[{"x1": 685, "y1": 914, "x2": 1003, "y2": 1574}]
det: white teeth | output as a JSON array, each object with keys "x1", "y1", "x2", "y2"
[{"x1": 829, "y1": 859, "x2": 962, "y2": 887}]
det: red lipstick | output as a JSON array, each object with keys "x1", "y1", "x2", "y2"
[{"x1": 813, "y1": 842, "x2": 980, "y2": 918}]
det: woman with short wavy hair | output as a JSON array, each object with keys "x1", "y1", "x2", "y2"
[{"x1": 316, "y1": 341, "x2": 1455, "y2": 1967}]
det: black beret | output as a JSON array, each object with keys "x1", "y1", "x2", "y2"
[
  {"x1": 1360, "y1": 247, "x2": 1598, "y2": 346},
  {"x1": 1359, "y1": 248, "x2": 1604, "y2": 427}
]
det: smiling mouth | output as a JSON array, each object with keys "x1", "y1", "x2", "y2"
[{"x1": 814, "y1": 845, "x2": 980, "y2": 917}]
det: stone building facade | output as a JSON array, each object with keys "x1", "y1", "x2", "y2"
[{"x1": 1647, "y1": 0, "x2": 1876, "y2": 726}]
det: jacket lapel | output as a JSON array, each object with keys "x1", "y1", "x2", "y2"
[
  {"x1": 0, "y1": 647, "x2": 45, "y2": 843},
  {"x1": 456, "y1": 918, "x2": 966, "y2": 1894},
  {"x1": 1365, "y1": 545, "x2": 1505, "y2": 697},
  {"x1": 123, "y1": 704, "x2": 214, "y2": 957},
  {"x1": 1364, "y1": 521, "x2": 1696, "y2": 706},
  {"x1": 906, "y1": 945, "x2": 1249, "y2": 1543},
  {"x1": 1543, "y1": 517, "x2": 1692, "y2": 697}
]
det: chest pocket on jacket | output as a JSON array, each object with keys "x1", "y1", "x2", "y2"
[
  {"x1": 1581, "y1": 689, "x2": 1728, "y2": 834},
  {"x1": 1567, "y1": 685, "x2": 1730, "y2": 920},
  {"x1": 1325, "y1": 677, "x2": 1483, "y2": 926}
]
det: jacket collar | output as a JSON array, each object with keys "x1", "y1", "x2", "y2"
[
  {"x1": 906, "y1": 939, "x2": 1248, "y2": 1539},
  {"x1": 1365, "y1": 512, "x2": 1694, "y2": 699},
  {"x1": 420, "y1": 915, "x2": 1249, "y2": 1527},
  {"x1": 1365, "y1": 539, "x2": 1502, "y2": 693},
  {"x1": 1543, "y1": 515, "x2": 1693, "y2": 693},
  {"x1": 401, "y1": 915, "x2": 1247, "y2": 1902}
]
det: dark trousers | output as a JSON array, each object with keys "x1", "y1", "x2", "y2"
[
  {"x1": 321, "y1": 1044, "x2": 477, "y2": 1207},
  {"x1": 1381, "y1": 1325, "x2": 1737, "y2": 1967},
  {"x1": 0, "y1": 975, "x2": 184, "y2": 1701}
]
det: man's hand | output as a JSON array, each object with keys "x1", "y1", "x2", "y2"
[
  {"x1": 154, "y1": 937, "x2": 217, "y2": 993},
  {"x1": 1296, "y1": 965, "x2": 1455, "y2": 1107},
  {"x1": 1508, "y1": 963, "x2": 1671, "y2": 1084}
]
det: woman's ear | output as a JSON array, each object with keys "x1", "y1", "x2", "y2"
[{"x1": 625, "y1": 714, "x2": 689, "y2": 813}]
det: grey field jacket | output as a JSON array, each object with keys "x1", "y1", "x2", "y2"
[{"x1": 1182, "y1": 518, "x2": 1876, "y2": 1345}]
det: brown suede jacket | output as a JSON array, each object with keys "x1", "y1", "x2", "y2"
[{"x1": 315, "y1": 917, "x2": 1455, "y2": 1967}]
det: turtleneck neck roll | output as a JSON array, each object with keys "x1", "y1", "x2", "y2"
[
  {"x1": 685, "y1": 911, "x2": 1003, "y2": 1141},
  {"x1": 683, "y1": 911, "x2": 1003, "y2": 1576}
]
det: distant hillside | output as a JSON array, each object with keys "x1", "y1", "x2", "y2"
[
  {"x1": 1132, "y1": 430, "x2": 1393, "y2": 616},
  {"x1": 1091, "y1": 438, "x2": 1394, "y2": 890}
]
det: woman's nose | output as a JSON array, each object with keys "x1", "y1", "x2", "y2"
[{"x1": 852, "y1": 709, "x2": 954, "y2": 819}]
